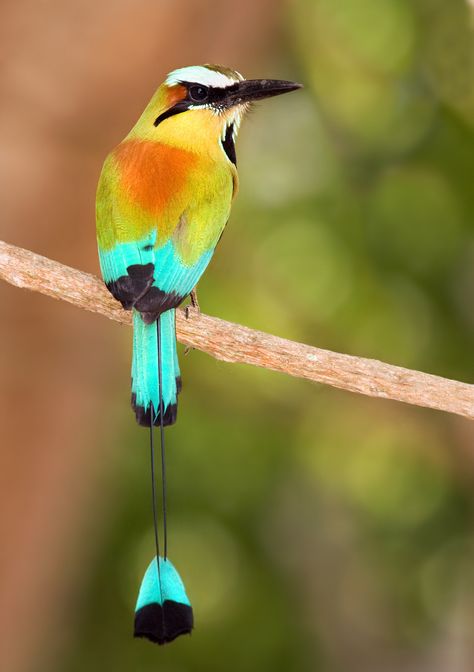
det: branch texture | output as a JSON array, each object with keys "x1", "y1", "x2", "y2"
[{"x1": 1, "y1": 239, "x2": 473, "y2": 420}]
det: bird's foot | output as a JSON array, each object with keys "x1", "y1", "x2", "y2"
[
  {"x1": 190, "y1": 288, "x2": 200, "y2": 312},
  {"x1": 184, "y1": 289, "x2": 200, "y2": 355},
  {"x1": 185, "y1": 288, "x2": 200, "y2": 320}
]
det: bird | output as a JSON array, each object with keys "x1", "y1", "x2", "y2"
[{"x1": 96, "y1": 64, "x2": 301, "y2": 645}]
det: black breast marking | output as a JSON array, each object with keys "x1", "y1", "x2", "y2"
[{"x1": 222, "y1": 123, "x2": 236, "y2": 165}]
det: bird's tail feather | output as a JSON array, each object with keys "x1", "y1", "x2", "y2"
[
  {"x1": 134, "y1": 556, "x2": 193, "y2": 645},
  {"x1": 131, "y1": 309, "x2": 180, "y2": 426}
]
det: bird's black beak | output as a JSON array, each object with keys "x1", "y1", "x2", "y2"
[{"x1": 225, "y1": 79, "x2": 303, "y2": 106}]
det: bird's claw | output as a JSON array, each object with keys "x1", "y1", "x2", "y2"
[
  {"x1": 185, "y1": 288, "x2": 200, "y2": 320},
  {"x1": 190, "y1": 288, "x2": 200, "y2": 313},
  {"x1": 184, "y1": 289, "x2": 200, "y2": 353}
]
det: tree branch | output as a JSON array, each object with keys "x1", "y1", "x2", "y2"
[{"x1": 0, "y1": 239, "x2": 472, "y2": 420}]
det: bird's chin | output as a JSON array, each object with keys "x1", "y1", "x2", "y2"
[{"x1": 221, "y1": 102, "x2": 249, "y2": 134}]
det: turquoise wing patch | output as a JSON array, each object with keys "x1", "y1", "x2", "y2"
[
  {"x1": 98, "y1": 231, "x2": 157, "y2": 284},
  {"x1": 153, "y1": 240, "x2": 214, "y2": 298}
]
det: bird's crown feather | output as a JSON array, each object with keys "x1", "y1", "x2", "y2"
[{"x1": 165, "y1": 64, "x2": 244, "y2": 89}]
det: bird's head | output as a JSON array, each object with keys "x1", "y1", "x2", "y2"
[{"x1": 129, "y1": 64, "x2": 302, "y2": 161}]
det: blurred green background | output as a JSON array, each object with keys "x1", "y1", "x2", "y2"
[{"x1": 1, "y1": 1, "x2": 473, "y2": 671}]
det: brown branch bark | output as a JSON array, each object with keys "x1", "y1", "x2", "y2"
[{"x1": 0, "y1": 239, "x2": 473, "y2": 420}]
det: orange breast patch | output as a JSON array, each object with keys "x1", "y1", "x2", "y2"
[{"x1": 113, "y1": 139, "x2": 197, "y2": 214}]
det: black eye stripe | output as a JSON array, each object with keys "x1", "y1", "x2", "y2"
[
  {"x1": 208, "y1": 83, "x2": 239, "y2": 104},
  {"x1": 181, "y1": 81, "x2": 240, "y2": 105},
  {"x1": 153, "y1": 82, "x2": 240, "y2": 126},
  {"x1": 209, "y1": 83, "x2": 238, "y2": 103}
]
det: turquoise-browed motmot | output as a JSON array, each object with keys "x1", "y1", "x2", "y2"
[{"x1": 96, "y1": 64, "x2": 301, "y2": 644}]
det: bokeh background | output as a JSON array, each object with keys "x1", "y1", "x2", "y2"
[{"x1": 1, "y1": 0, "x2": 474, "y2": 670}]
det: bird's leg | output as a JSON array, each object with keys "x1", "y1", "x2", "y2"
[
  {"x1": 184, "y1": 287, "x2": 200, "y2": 355},
  {"x1": 185, "y1": 288, "x2": 200, "y2": 319},
  {"x1": 190, "y1": 288, "x2": 200, "y2": 312}
]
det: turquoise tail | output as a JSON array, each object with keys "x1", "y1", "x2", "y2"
[
  {"x1": 131, "y1": 309, "x2": 180, "y2": 427},
  {"x1": 134, "y1": 556, "x2": 193, "y2": 644}
]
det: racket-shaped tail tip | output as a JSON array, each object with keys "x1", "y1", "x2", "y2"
[
  {"x1": 134, "y1": 600, "x2": 194, "y2": 645},
  {"x1": 134, "y1": 557, "x2": 193, "y2": 645}
]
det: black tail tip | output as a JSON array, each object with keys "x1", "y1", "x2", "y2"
[
  {"x1": 134, "y1": 601, "x2": 194, "y2": 645},
  {"x1": 131, "y1": 394, "x2": 178, "y2": 427}
]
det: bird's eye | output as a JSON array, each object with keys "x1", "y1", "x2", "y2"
[{"x1": 189, "y1": 85, "x2": 209, "y2": 102}]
